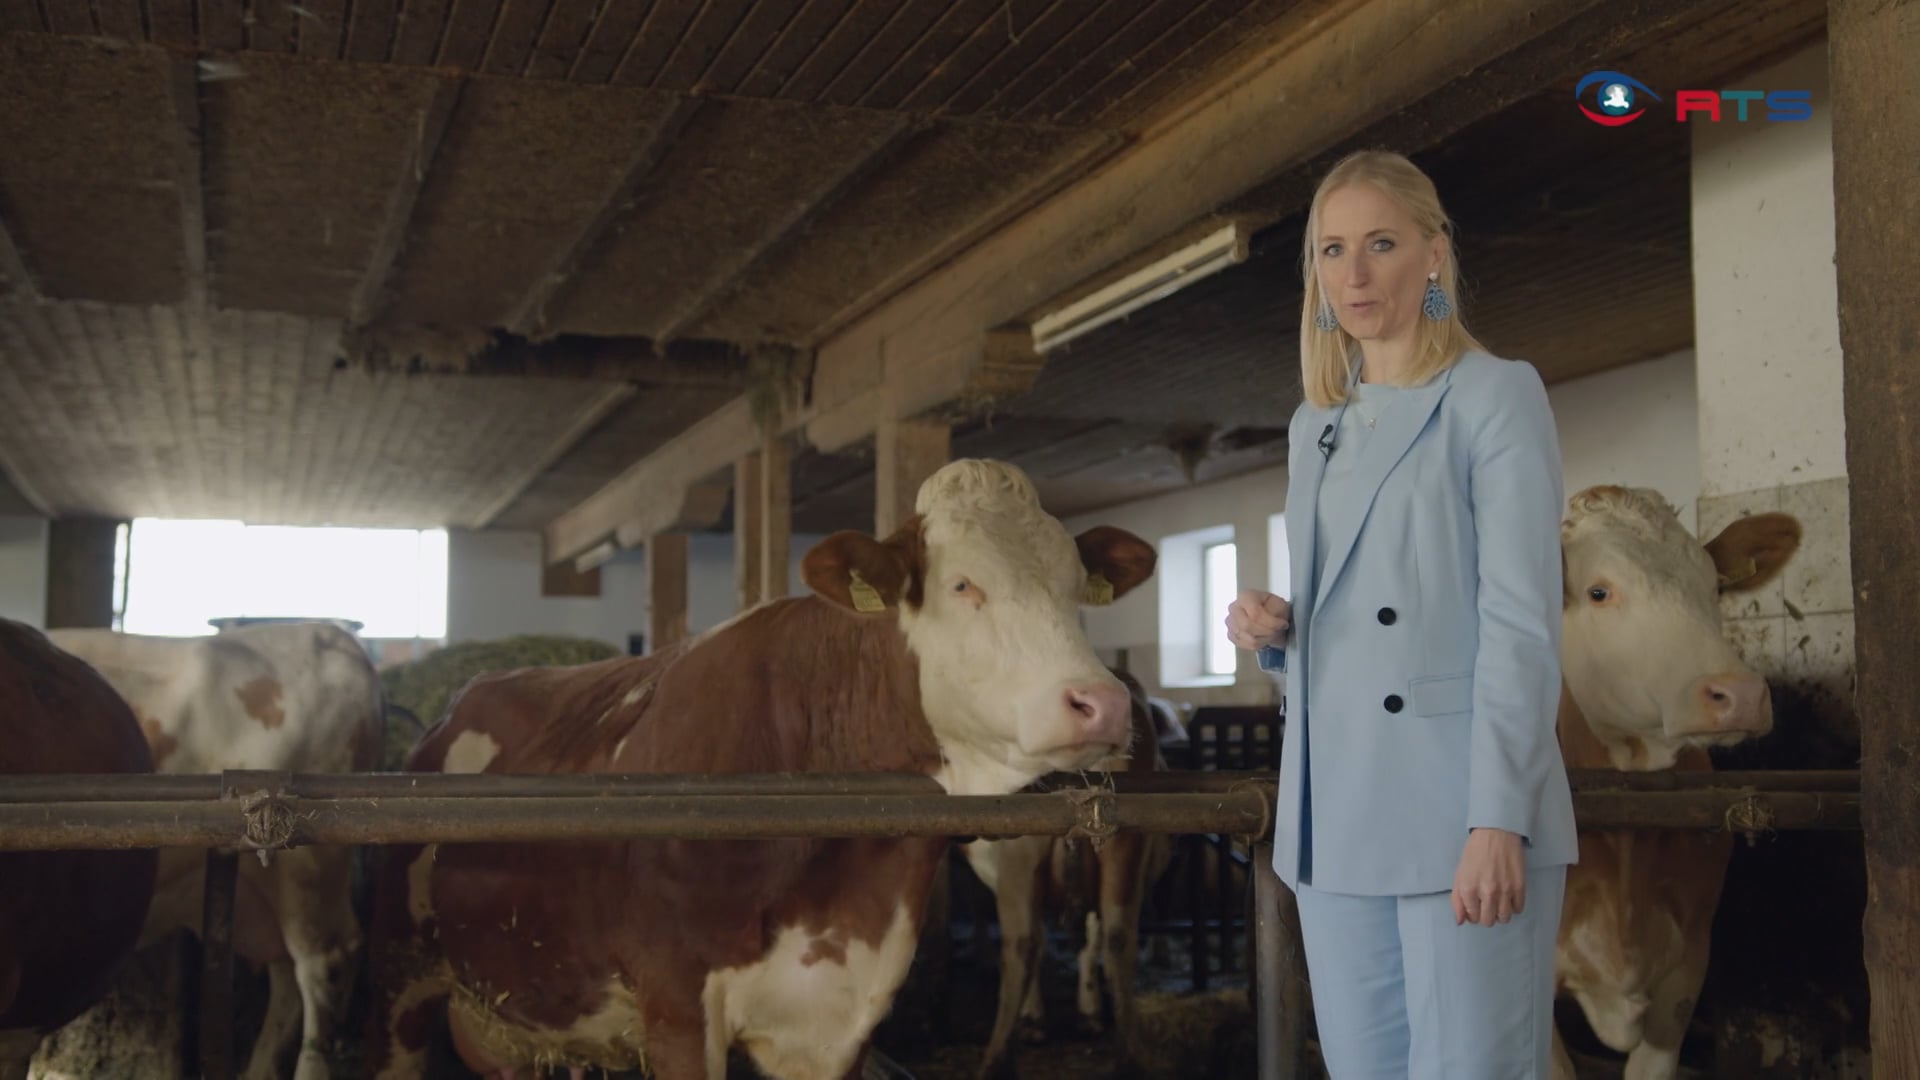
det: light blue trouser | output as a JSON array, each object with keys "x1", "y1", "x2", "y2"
[{"x1": 1294, "y1": 865, "x2": 1566, "y2": 1079}]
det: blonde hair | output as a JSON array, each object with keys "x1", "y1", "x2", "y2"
[{"x1": 1298, "y1": 150, "x2": 1485, "y2": 408}]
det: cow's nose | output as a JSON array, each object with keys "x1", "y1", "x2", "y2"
[
  {"x1": 1696, "y1": 672, "x2": 1771, "y2": 733},
  {"x1": 1064, "y1": 682, "x2": 1130, "y2": 749}
]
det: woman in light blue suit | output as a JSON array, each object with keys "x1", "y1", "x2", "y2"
[{"x1": 1226, "y1": 150, "x2": 1577, "y2": 1078}]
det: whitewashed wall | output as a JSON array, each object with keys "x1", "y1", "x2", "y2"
[
  {"x1": 1689, "y1": 41, "x2": 1853, "y2": 750},
  {"x1": 1064, "y1": 347, "x2": 1700, "y2": 709},
  {"x1": 0, "y1": 515, "x2": 47, "y2": 627}
]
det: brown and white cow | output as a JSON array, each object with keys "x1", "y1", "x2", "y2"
[
  {"x1": 962, "y1": 668, "x2": 1173, "y2": 1079},
  {"x1": 1551, "y1": 484, "x2": 1802, "y2": 1079},
  {"x1": 0, "y1": 618, "x2": 159, "y2": 1080},
  {"x1": 363, "y1": 459, "x2": 1157, "y2": 1080},
  {"x1": 46, "y1": 620, "x2": 385, "y2": 1080}
]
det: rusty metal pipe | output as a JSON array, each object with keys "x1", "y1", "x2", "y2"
[
  {"x1": 0, "y1": 790, "x2": 1275, "y2": 852},
  {"x1": 1573, "y1": 790, "x2": 1861, "y2": 831},
  {"x1": 0, "y1": 767, "x2": 1860, "y2": 804},
  {"x1": 0, "y1": 769, "x2": 1281, "y2": 803},
  {"x1": 1565, "y1": 768, "x2": 1860, "y2": 792}
]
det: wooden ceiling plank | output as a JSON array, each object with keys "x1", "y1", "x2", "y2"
[
  {"x1": 815, "y1": 0, "x2": 949, "y2": 108},
  {"x1": 653, "y1": 0, "x2": 756, "y2": 91},
  {"x1": 504, "y1": 95, "x2": 706, "y2": 338},
  {"x1": 1078, "y1": 0, "x2": 1300, "y2": 130},
  {"x1": 345, "y1": 78, "x2": 464, "y2": 331},
  {"x1": 1025, "y1": 0, "x2": 1207, "y2": 126},
  {"x1": 565, "y1": 0, "x2": 649, "y2": 82},
  {"x1": 523, "y1": 0, "x2": 607, "y2": 80},
  {"x1": 730, "y1": 0, "x2": 855, "y2": 99},
  {"x1": 145, "y1": 0, "x2": 194, "y2": 48},
  {"x1": 343, "y1": 0, "x2": 403, "y2": 61},
  {"x1": 0, "y1": 1, "x2": 45, "y2": 33},
  {"x1": 611, "y1": 0, "x2": 704, "y2": 87},
  {"x1": 437, "y1": 0, "x2": 506, "y2": 71},
  {"x1": 651, "y1": 113, "x2": 923, "y2": 344},
  {"x1": 249, "y1": 0, "x2": 298, "y2": 52},
  {"x1": 478, "y1": 0, "x2": 550, "y2": 74},
  {"x1": 771, "y1": 0, "x2": 898, "y2": 102},
  {"x1": 200, "y1": 0, "x2": 249, "y2": 52},
  {"x1": 44, "y1": 4, "x2": 95, "y2": 34},
  {"x1": 694, "y1": 0, "x2": 811, "y2": 95},
  {"x1": 930, "y1": 0, "x2": 1089, "y2": 117},
  {"x1": 91, "y1": 0, "x2": 145, "y2": 41},
  {"x1": 389, "y1": 0, "x2": 456, "y2": 66},
  {"x1": 873, "y1": 0, "x2": 1004, "y2": 113},
  {"x1": 293, "y1": 0, "x2": 349, "y2": 59},
  {"x1": 973, "y1": 0, "x2": 1144, "y2": 120}
]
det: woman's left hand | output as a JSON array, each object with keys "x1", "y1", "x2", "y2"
[{"x1": 1451, "y1": 828, "x2": 1526, "y2": 928}]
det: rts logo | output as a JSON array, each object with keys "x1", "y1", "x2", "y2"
[
  {"x1": 1576, "y1": 70, "x2": 1813, "y2": 125},
  {"x1": 1576, "y1": 71, "x2": 1660, "y2": 126}
]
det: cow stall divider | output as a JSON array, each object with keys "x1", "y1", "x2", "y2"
[{"x1": 0, "y1": 767, "x2": 1863, "y2": 1080}]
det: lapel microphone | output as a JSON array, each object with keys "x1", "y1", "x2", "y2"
[{"x1": 1317, "y1": 422, "x2": 1336, "y2": 460}]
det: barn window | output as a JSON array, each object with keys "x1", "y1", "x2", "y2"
[
  {"x1": 1202, "y1": 540, "x2": 1238, "y2": 676},
  {"x1": 1156, "y1": 523, "x2": 1236, "y2": 688},
  {"x1": 1267, "y1": 513, "x2": 1291, "y2": 601},
  {"x1": 118, "y1": 519, "x2": 448, "y2": 641}
]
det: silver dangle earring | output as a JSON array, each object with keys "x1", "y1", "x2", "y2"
[
  {"x1": 1422, "y1": 272, "x2": 1451, "y2": 321},
  {"x1": 1314, "y1": 302, "x2": 1338, "y2": 332}
]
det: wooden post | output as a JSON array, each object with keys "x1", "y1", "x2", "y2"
[
  {"x1": 875, "y1": 415, "x2": 949, "y2": 536},
  {"x1": 758, "y1": 431, "x2": 790, "y2": 601},
  {"x1": 646, "y1": 533, "x2": 688, "y2": 653},
  {"x1": 44, "y1": 516, "x2": 122, "y2": 629},
  {"x1": 1830, "y1": 3, "x2": 1920, "y2": 1075},
  {"x1": 733, "y1": 451, "x2": 763, "y2": 612}
]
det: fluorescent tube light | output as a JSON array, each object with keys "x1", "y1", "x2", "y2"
[{"x1": 1030, "y1": 222, "x2": 1250, "y2": 353}]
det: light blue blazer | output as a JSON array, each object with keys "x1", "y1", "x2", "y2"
[{"x1": 1258, "y1": 349, "x2": 1578, "y2": 896}]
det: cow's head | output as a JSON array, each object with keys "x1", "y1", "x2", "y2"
[
  {"x1": 802, "y1": 459, "x2": 1156, "y2": 792},
  {"x1": 1559, "y1": 485, "x2": 1801, "y2": 767}
]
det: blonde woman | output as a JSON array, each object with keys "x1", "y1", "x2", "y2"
[{"x1": 1226, "y1": 150, "x2": 1576, "y2": 1077}]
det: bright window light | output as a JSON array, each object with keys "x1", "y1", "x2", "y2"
[
  {"x1": 1203, "y1": 540, "x2": 1238, "y2": 676},
  {"x1": 120, "y1": 519, "x2": 449, "y2": 639}
]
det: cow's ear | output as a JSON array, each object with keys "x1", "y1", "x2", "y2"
[
  {"x1": 802, "y1": 517, "x2": 926, "y2": 613},
  {"x1": 1703, "y1": 512, "x2": 1802, "y2": 593},
  {"x1": 1074, "y1": 526, "x2": 1156, "y2": 605}
]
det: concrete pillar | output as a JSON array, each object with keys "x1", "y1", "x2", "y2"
[
  {"x1": 1687, "y1": 39, "x2": 1869, "y2": 1075},
  {"x1": 646, "y1": 533, "x2": 688, "y2": 653},
  {"x1": 875, "y1": 415, "x2": 949, "y2": 536},
  {"x1": 1831, "y1": 0, "x2": 1920, "y2": 1073}
]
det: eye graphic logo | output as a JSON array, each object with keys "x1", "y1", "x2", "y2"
[{"x1": 1576, "y1": 71, "x2": 1662, "y2": 126}]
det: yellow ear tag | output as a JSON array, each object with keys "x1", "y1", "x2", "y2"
[
  {"x1": 848, "y1": 570, "x2": 886, "y2": 613},
  {"x1": 1083, "y1": 572, "x2": 1115, "y2": 606}
]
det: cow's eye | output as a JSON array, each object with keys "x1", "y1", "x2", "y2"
[{"x1": 1588, "y1": 586, "x2": 1610, "y2": 603}]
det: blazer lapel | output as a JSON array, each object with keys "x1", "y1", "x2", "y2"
[
  {"x1": 1311, "y1": 366, "x2": 1454, "y2": 612},
  {"x1": 1287, "y1": 407, "x2": 1332, "y2": 629}
]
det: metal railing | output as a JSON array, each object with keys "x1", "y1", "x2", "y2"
[{"x1": 0, "y1": 767, "x2": 1863, "y2": 1080}]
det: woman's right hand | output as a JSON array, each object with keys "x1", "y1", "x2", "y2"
[{"x1": 1226, "y1": 588, "x2": 1292, "y2": 651}]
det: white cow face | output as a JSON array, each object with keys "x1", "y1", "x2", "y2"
[
  {"x1": 1559, "y1": 485, "x2": 1801, "y2": 764},
  {"x1": 802, "y1": 460, "x2": 1156, "y2": 793}
]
